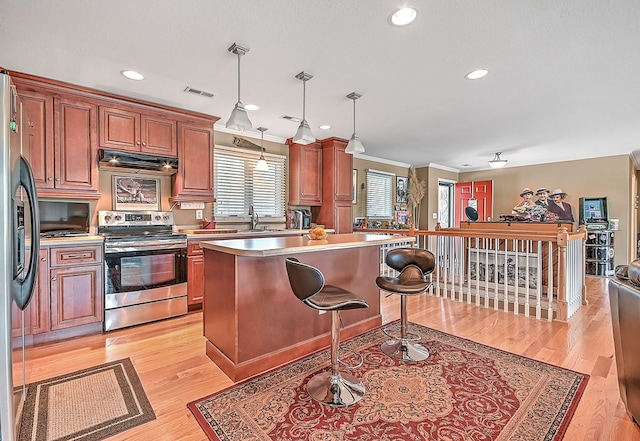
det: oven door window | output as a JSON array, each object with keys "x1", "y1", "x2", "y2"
[{"x1": 105, "y1": 249, "x2": 186, "y2": 294}]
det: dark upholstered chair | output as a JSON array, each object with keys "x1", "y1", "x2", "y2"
[
  {"x1": 609, "y1": 260, "x2": 640, "y2": 425},
  {"x1": 285, "y1": 257, "x2": 369, "y2": 406},
  {"x1": 376, "y1": 247, "x2": 435, "y2": 362}
]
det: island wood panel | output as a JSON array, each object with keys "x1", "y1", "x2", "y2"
[{"x1": 203, "y1": 245, "x2": 381, "y2": 381}]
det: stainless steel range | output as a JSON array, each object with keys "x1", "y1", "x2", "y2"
[{"x1": 98, "y1": 210, "x2": 187, "y2": 331}]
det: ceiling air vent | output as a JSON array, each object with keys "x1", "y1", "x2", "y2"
[
  {"x1": 184, "y1": 86, "x2": 216, "y2": 98},
  {"x1": 280, "y1": 115, "x2": 302, "y2": 123}
]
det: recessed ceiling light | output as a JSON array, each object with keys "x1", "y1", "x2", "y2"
[
  {"x1": 390, "y1": 8, "x2": 417, "y2": 26},
  {"x1": 465, "y1": 69, "x2": 489, "y2": 80},
  {"x1": 245, "y1": 104, "x2": 260, "y2": 111},
  {"x1": 121, "y1": 70, "x2": 144, "y2": 81},
  {"x1": 319, "y1": 125, "x2": 332, "y2": 130}
]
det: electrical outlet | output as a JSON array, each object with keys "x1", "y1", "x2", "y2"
[
  {"x1": 196, "y1": 210, "x2": 203, "y2": 220},
  {"x1": 432, "y1": 212, "x2": 437, "y2": 219},
  {"x1": 180, "y1": 201, "x2": 205, "y2": 210}
]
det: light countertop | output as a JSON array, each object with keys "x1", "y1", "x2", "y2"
[
  {"x1": 199, "y1": 233, "x2": 414, "y2": 257},
  {"x1": 185, "y1": 229, "x2": 325, "y2": 240},
  {"x1": 41, "y1": 235, "x2": 104, "y2": 246}
]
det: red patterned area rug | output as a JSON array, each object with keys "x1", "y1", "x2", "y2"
[{"x1": 188, "y1": 322, "x2": 588, "y2": 441}]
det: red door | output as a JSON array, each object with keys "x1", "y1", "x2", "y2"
[{"x1": 455, "y1": 180, "x2": 493, "y2": 226}]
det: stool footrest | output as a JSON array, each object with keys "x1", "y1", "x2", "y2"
[
  {"x1": 382, "y1": 325, "x2": 421, "y2": 342},
  {"x1": 337, "y1": 345, "x2": 364, "y2": 370}
]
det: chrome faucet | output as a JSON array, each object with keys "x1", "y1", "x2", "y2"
[{"x1": 249, "y1": 205, "x2": 259, "y2": 230}]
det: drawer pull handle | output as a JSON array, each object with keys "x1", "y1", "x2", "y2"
[{"x1": 64, "y1": 253, "x2": 91, "y2": 259}]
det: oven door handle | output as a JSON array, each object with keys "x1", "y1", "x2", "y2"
[{"x1": 105, "y1": 242, "x2": 186, "y2": 253}]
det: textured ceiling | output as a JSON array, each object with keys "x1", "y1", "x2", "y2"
[{"x1": 1, "y1": 1, "x2": 639, "y2": 170}]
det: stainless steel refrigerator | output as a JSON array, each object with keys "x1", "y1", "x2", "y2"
[{"x1": 0, "y1": 71, "x2": 40, "y2": 440}]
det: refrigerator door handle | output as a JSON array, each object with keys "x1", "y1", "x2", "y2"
[{"x1": 11, "y1": 155, "x2": 40, "y2": 310}]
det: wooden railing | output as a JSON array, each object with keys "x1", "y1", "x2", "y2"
[{"x1": 357, "y1": 225, "x2": 587, "y2": 322}]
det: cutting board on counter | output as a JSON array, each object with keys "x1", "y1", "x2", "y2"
[{"x1": 179, "y1": 228, "x2": 238, "y2": 234}]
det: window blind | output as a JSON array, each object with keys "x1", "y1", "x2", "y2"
[
  {"x1": 214, "y1": 145, "x2": 286, "y2": 220},
  {"x1": 366, "y1": 169, "x2": 394, "y2": 219}
]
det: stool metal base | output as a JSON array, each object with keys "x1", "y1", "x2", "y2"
[
  {"x1": 381, "y1": 339, "x2": 430, "y2": 362},
  {"x1": 307, "y1": 371, "x2": 365, "y2": 406}
]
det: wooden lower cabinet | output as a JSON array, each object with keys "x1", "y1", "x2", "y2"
[
  {"x1": 12, "y1": 244, "x2": 104, "y2": 343},
  {"x1": 49, "y1": 263, "x2": 103, "y2": 330},
  {"x1": 187, "y1": 241, "x2": 204, "y2": 306},
  {"x1": 11, "y1": 248, "x2": 49, "y2": 338}
]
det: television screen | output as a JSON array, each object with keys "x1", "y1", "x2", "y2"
[
  {"x1": 39, "y1": 201, "x2": 90, "y2": 237},
  {"x1": 579, "y1": 197, "x2": 608, "y2": 225}
]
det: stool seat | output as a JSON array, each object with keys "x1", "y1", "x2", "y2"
[
  {"x1": 286, "y1": 257, "x2": 368, "y2": 406},
  {"x1": 376, "y1": 266, "x2": 430, "y2": 294},
  {"x1": 305, "y1": 285, "x2": 369, "y2": 311},
  {"x1": 376, "y1": 248, "x2": 435, "y2": 362}
]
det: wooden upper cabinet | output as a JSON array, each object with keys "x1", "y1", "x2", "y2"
[
  {"x1": 14, "y1": 80, "x2": 99, "y2": 198},
  {"x1": 99, "y1": 106, "x2": 177, "y2": 157},
  {"x1": 18, "y1": 88, "x2": 54, "y2": 189},
  {"x1": 311, "y1": 138, "x2": 353, "y2": 233},
  {"x1": 288, "y1": 140, "x2": 322, "y2": 206},
  {"x1": 171, "y1": 122, "x2": 215, "y2": 202},
  {"x1": 331, "y1": 140, "x2": 353, "y2": 202},
  {"x1": 54, "y1": 94, "x2": 99, "y2": 195}
]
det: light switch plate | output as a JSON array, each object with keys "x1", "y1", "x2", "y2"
[
  {"x1": 432, "y1": 213, "x2": 437, "y2": 219},
  {"x1": 196, "y1": 210, "x2": 203, "y2": 220}
]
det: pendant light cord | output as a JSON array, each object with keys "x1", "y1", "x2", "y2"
[
  {"x1": 236, "y1": 52, "x2": 241, "y2": 102},
  {"x1": 353, "y1": 98, "x2": 356, "y2": 133},
  {"x1": 302, "y1": 80, "x2": 306, "y2": 121}
]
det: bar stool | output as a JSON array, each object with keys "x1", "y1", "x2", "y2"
[
  {"x1": 285, "y1": 257, "x2": 369, "y2": 406},
  {"x1": 376, "y1": 247, "x2": 435, "y2": 362}
]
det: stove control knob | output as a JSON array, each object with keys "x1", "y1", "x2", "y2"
[
  {"x1": 155, "y1": 215, "x2": 161, "y2": 221},
  {"x1": 114, "y1": 215, "x2": 122, "y2": 221},
  {"x1": 162, "y1": 215, "x2": 169, "y2": 221},
  {"x1": 104, "y1": 215, "x2": 112, "y2": 223}
]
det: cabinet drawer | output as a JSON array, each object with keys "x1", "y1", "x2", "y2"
[
  {"x1": 188, "y1": 241, "x2": 204, "y2": 256},
  {"x1": 50, "y1": 245, "x2": 103, "y2": 267}
]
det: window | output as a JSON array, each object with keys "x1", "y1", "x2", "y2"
[
  {"x1": 366, "y1": 169, "x2": 394, "y2": 219},
  {"x1": 214, "y1": 145, "x2": 286, "y2": 220}
]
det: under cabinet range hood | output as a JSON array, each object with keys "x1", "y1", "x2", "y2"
[{"x1": 98, "y1": 149, "x2": 178, "y2": 175}]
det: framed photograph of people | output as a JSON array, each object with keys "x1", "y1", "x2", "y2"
[
  {"x1": 112, "y1": 176, "x2": 160, "y2": 211},
  {"x1": 396, "y1": 176, "x2": 408, "y2": 203}
]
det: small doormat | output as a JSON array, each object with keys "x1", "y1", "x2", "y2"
[
  {"x1": 16, "y1": 358, "x2": 155, "y2": 441},
  {"x1": 188, "y1": 322, "x2": 588, "y2": 441}
]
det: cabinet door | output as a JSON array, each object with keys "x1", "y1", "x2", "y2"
[
  {"x1": 334, "y1": 204, "x2": 353, "y2": 234},
  {"x1": 11, "y1": 302, "x2": 29, "y2": 338},
  {"x1": 49, "y1": 264, "x2": 103, "y2": 330},
  {"x1": 289, "y1": 143, "x2": 322, "y2": 205},
  {"x1": 54, "y1": 95, "x2": 99, "y2": 193},
  {"x1": 142, "y1": 113, "x2": 177, "y2": 157},
  {"x1": 31, "y1": 249, "x2": 51, "y2": 335},
  {"x1": 187, "y1": 255, "x2": 204, "y2": 305},
  {"x1": 172, "y1": 122, "x2": 214, "y2": 201},
  {"x1": 99, "y1": 106, "x2": 140, "y2": 152},
  {"x1": 19, "y1": 89, "x2": 54, "y2": 189},
  {"x1": 334, "y1": 144, "x2": 353, "y2": 202},
  {"x1": 11, "y1": 249, "x2": 49, "y2": 337}
]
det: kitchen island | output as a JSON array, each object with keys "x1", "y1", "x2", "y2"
[{"x1": 200, "y1": 233, "x2": 414, "y2": 381}]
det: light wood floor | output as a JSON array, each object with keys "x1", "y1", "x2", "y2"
[{"x1": 17, "y1": 276, "x2": 640, "y2": 440}]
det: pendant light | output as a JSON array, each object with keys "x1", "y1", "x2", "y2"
[
  {"x1": 255, "y1": 127, "x2": 269, "y2": 171},
  {"x1": 345, "y1": 92, "x2": 365, "y2": 154},
  {"x1": 293, "y1": 71, "x2": 315, "y2": 144},
  {"x1": 225, "y1": 43, "x2": 252, "y2": 131},
  {"x1": 488, "y1": 152, "x2": 508, "y2": 169}
]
